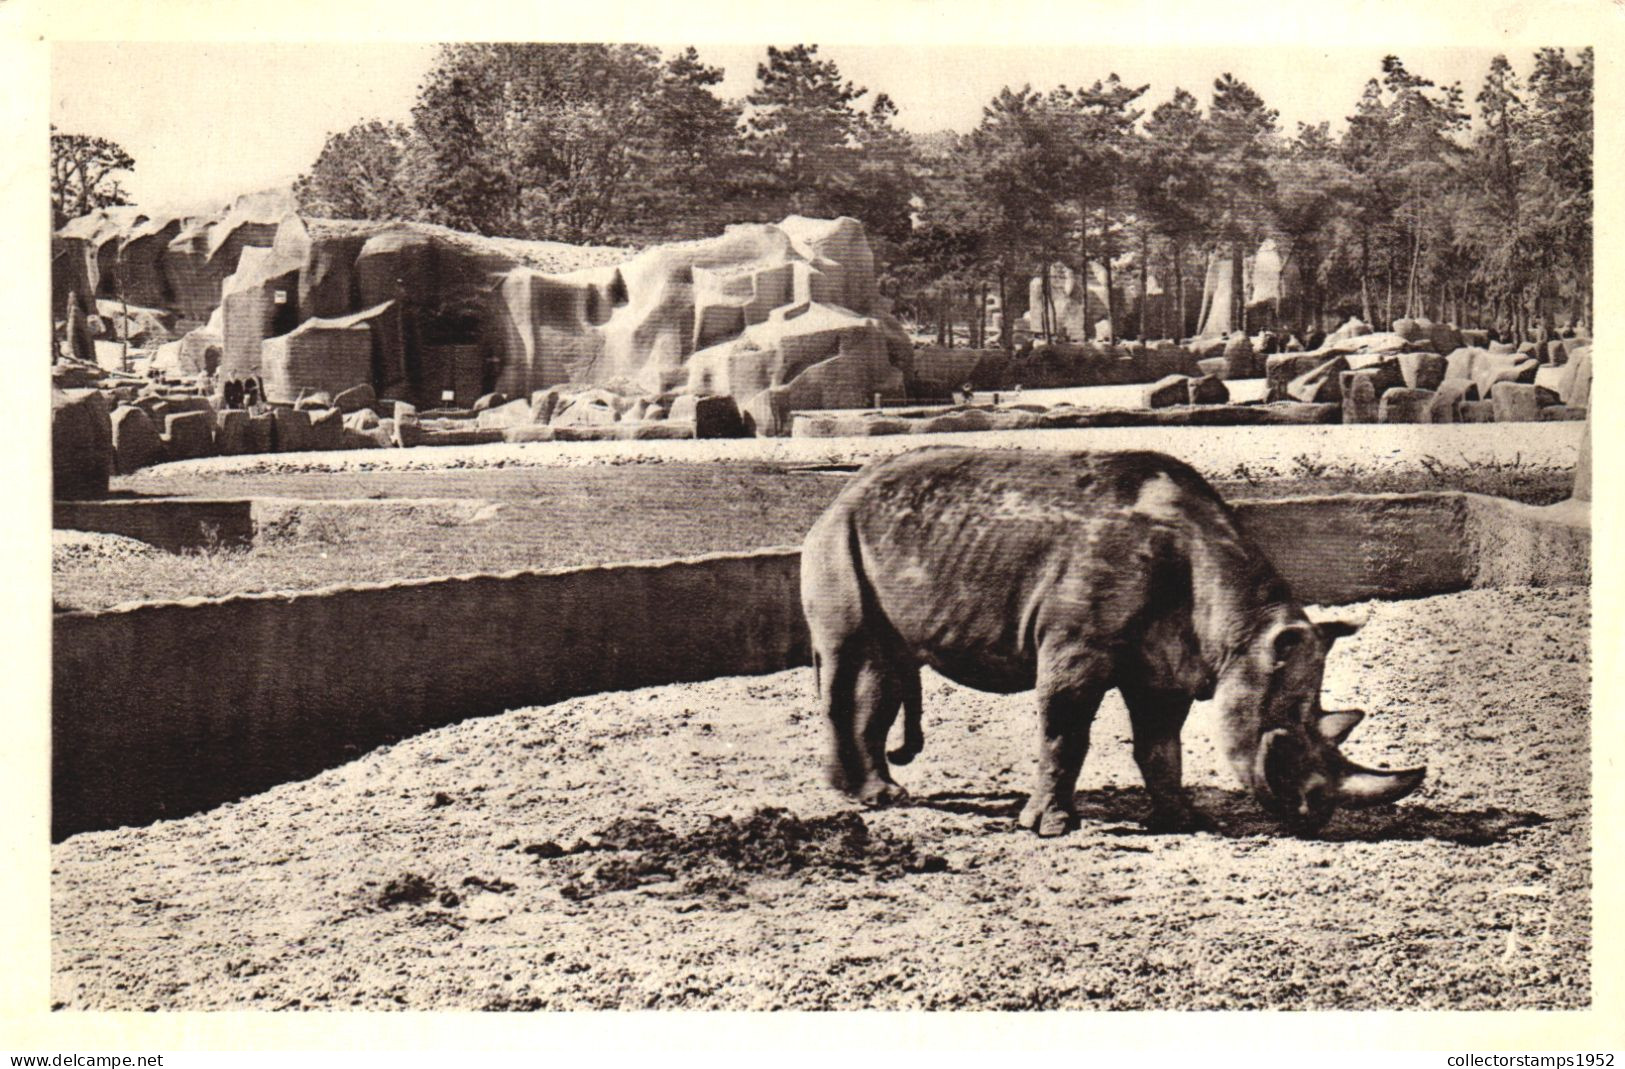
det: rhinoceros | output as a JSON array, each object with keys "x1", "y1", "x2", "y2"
[{"x1": 800, "y1": 446, "x2": 1425, "y2": 836}]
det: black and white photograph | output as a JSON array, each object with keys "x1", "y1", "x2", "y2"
[{"x1": 8, "y1": 0, "x2": 1621, "y2": 1049}]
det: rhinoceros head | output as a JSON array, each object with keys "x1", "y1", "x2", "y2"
[{"x1": 1213, "y1": 615, "x2": 1425, "y2": 833}]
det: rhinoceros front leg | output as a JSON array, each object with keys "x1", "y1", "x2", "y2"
[
  {"x1": 1018, "y1": 646, "x2": 1110, "y2": 837},
  {"x1": 1120, "y1": 683, "x2": 1214, "y2": 833}
]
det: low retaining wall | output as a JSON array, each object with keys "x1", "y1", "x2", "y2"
[
  {"x1": 53, "y1": 497, "x2": 254, "y2": 552},
  {"x1": 53, "y1": 492, "x2": 1588, "y2": 839},
  {"x1": 53, "y1": 550, "x2": 808, "y2": 839}
]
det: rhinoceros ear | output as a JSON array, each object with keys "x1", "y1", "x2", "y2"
[
  {"x1": 1317, "y1": 709, "x2": 1365, "y2": 746},
  {"x1": 1315, "y1": 620, "x2": 1361, "y2": 647}
]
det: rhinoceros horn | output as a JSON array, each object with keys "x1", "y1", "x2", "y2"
[
  {"x1": 1317, "y1": 709, "x2": 1364, "y2": 746},
  {"x1": 1334, "y1": 757, "x2": 1427, "y2": 808}
]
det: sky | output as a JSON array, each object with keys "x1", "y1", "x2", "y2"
[{"x1": 50, "y1": 42, "x2": 1543, "y2": 211}]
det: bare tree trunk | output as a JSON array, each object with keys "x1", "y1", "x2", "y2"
[
  {"x1": 998, "y1": 269, "x2": 1012, "y2": 354},
  {"x1": 1138, "y1": 231, "x2": 1150, "y2": 342},
  {"x1": 1231, "y1": 241, "x2": 1245, "y2": 336},
  {"x1": 1173, "y1": 241, "x2": 1185, "y2": 340}
]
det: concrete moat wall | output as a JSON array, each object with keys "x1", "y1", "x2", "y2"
[{"x1": 52, "y1": 492, "x2": 1588, "y2": 839}]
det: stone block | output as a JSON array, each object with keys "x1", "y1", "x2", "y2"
[
  {"x1": 294, "y1": 391, "x2": 333, "y2": 411},
  {"x1": 1397, "y1": 352, "x2": 1446, "y2": 392},
  {"x1": 1196, "y1": 356, "x2": 1229, "y2": 379},
  {"x1": 110, "y1": 405, "x2": 163, "y2": 475},
  {"x1": 162, "y1": 410, "x2": 214, "y2": 460},
  {"x1": 671, "y1": 394, "x2": 746, "y2": 439},
  {"x1": 1289, "y1": 355, "x2": 1349, "y2": 404},
  {"x1": 1426, "y1": 379, "x2": 1476, "y2": 424},
  {"x1": 1490, "y1": 382, "x2": 1541, "y2": 423},
  {"x1": 245, "y1": 411, "x2": 276, "y2": 454},
  {"x1": 214, "y1": 409, "x2": 249, "y2": 455},
  {"x1": 472, "y1": 392, "x2": 508, "y2": 413},
  {"x1": 1144, "y1": 374, "x2": 1191, "y2": 409},
  {"x1": 1459, "y1": 400, "x2": 1496, "y2": 423},
  {"x1": 1538, "y1": 405, "x2": 1587, "y2": 421},
  {"x1": 333, "y1": 383, "x2": 376, "y2": 414},
  {"x1": 1186, "y1": 374, "x2": 1228, "y2": 405},
  {"x1": 308, "y1": 408, "x2": 344, "y2": 450},
  {"x1": 1377, "y1": 387, "x2": 1435, "y2": 424},
  {"x1": 742, "y1": 387, "x2": 794, "y2": 437},
  {"x1": 1264, "y1": 353, "x2": 1320, "y2": 402},
  {"x1": 530, "y1": 389, "x2": 562, "y2": 425},
  {"x1": 474, "y1": 398, "x2": 540, "y2": 430},
  {"x1": 273, "y1": 407, "x2": 316, "y2": 452},
  {"x1": 1339, "y1": 370, "x2": 1378, "y2": 424}
]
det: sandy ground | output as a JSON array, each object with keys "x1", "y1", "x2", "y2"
[
  {"x1": 128, "y1": 421, "x2": 1583, "y2": 483},
  {"x1": 52, "y1": 585, "x2": 1588, "y2": 1011}
]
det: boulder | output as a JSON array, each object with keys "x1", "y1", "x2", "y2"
[
  {"x1": 1444, "y1": 346, "x2": 1486, "y2": 383},
  {"x1": 1538, "y1": 406, "x2": 1588, "y2": 421},
  {"x1": 294, "y1": 391, "x2": 333, "y2": 411},
  {"x1": 670, "y1": 393, "x2": 746, "y2": 439},
  {"x1": 472, "y1": 392, "x2": 508, "y2": 413},
  {"x1": 110, "y1": 404, "x2": 163, "y2": 475},
  {"x1": 1459, "y1": 400, "x2": 1497, "y2": 423},
  {"x1": 530, "y1": 389, "x2": 562, "y2": 425},
  {"x1": 1264, "y1": 352, "x2": 1321, "y2": 402},
  {"x1": 1397, "y1": 352, "x2": 1446, "y2": 392},
  {"x1": 333, "y1": 383, "x2": 377, "y2": 414},
  {"x1": 1460, "y1": 329, "x2": 1489, "y2": 348},
  {"x1": 1187, "y1": 374, "x2": 1228, "y2": 405},
  {"x1": 1196, "y1": 356, "x2": 1229, "y2": 379},
  {"x1": 162, "y1": 410, "x2": 214, "y2": 460},
  {"x1": 214, "y1": 409, "x2": 249, "y2": 455},
  {"x1": 1326, "y1": 316, "x2": 1371, "y2": 344},
  {"x1": 1474, "y1": 356, "x2": 1539, "y2": 401},
  {"x1": 1344, "y1": 353, "x2": 1405, "y2": 394},
  {"x1": 1490, "y1": 382, "x2": 1541, "y2": 423},
  {"x1": 392, "y1": 401, "x2": 423, "y2": 448},
  {"x1": 308, "y1": 408, "x2": 344, "y2": 450},
  {"x1": 343, "y1": 408, "x2": 381, "y2": 432},
  {"x1": 1222, "y1": 333, "x2": 1255, "y2": 379},
  {"x1": 1487, "y1": 340, "x2": 1517, "y2": 355},
  {"x1": 1288, "y1": 355, "x2": 1349, "y2": 404},
  {"x1": 245, "y1": 411, "x2": 276, "y2": 453},
  {"x1": 1556, "y1": 344, "x2": 1591, "y2": 408},
  {"x1": 742, "y1": 386, "x2": 793, "y2": 437},
  {"x1": 551, "y1": 396, "x2": 620, "y2": 428},
  {"x1": 1144, "y1": 375, "x2": 1191, "y2": 409},
  {"x1": 474, "y1": 397, "x2": 540, "y2": 430},
  {"x1": 644, "y1": 404, "x2": 667, "y2": 422},
  {"x1": 1427, "y1": 379, "x2": 1477, "y2": 423},
  {"x1": 1429, "y1": 322, "x2": 1462, "y2": 355},
  {"x1": 1535, "y1": 385, "x2": 1563, "y2": 408},
  {"x1": 1378, "y1": 387, "x2": 1435, "y2": 424},
  {"x1": 273, "y1": 407, "x2": 316, "y2": 452},
  {"x1": 1339, "y1": 371, "x2": 1379, "y2": 424}
]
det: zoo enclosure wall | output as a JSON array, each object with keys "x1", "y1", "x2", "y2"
[{"x1": 52, "y1": 491, "x2": 1588, "y2": 839}]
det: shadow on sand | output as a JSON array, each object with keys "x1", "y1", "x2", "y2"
[{"x1": 910, "y1": 784, "x2": 1546, "y2": 846}]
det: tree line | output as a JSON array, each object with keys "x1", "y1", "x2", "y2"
[{"x1": 62, "y1": 44, "x2": 1589, "y2": 348}]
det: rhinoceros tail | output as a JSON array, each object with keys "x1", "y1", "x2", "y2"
[{"x1": 886, "y1": 666, "x2": 924, "y2": 765}]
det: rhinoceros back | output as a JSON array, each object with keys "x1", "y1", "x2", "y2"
[{"x1": 800, "y1": 447, "x2": 1279, "y2": 691}]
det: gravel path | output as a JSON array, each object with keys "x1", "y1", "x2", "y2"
[
  {"x1": 52, "y1": 586, "x2": 1589, "y2": 1011},
  {"x1": 126, "y1": 422, "x2": 1583, "y2": 483}
]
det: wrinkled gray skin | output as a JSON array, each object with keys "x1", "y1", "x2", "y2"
[{"x1": 800, "y1": 447, "x2": 1425, "y2": 836}]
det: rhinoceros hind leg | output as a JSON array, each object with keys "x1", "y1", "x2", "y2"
[{"x1": 818, "y1": 638, "x2": 909, "y2": 804}]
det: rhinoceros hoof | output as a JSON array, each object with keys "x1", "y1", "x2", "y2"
[
  {"x1": 1018, "y1": 799, "x2": 1075, "y2": 837},
  {"x1": 858, "y1": 781, "x2": 909, "y2": 807}
]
